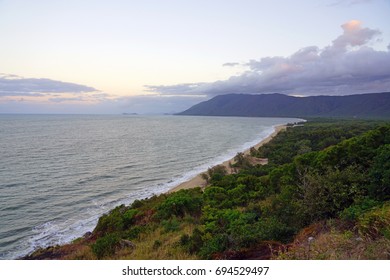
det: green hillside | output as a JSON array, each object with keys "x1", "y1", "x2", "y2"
[{"x1": 177, "y1": 92, "x2": 390, "y2": 119}]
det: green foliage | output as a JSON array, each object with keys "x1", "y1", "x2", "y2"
[
  {"x1": 156, "y1": 188, "x2": 203, "y2": 220},
  {"x1": 255, "y1": 217, "x2": 296, "y2": 243},
  {"x1": 195, "y1": 122, "x2": 390, "y2": 258},
  {"x1": 249, "y1": 147, "x2": 257, "y2": 156},
  {"x1": 131, "y1": 199, "x2": 144, "y2": 209},
  {"x1": 94, "y1": 206, "x2": 141, "y2": 237},
  {"x1": 356, "y1": 203, "x2": 390, "y2": 240},
  {"x1": 297, "y1": 165, "x2": 367, "y2": 223},
  {"x1": 369, "y1": 144, "x2": 390, "y2": 200},
  {"x1": 200, "y1": 233, "x2": 230, "y2": 259},
  {"x1": 203, "y1": 187, "x2": 230, "y2": 208},
  {"x1": 125, "y1": 225, "x2": 143, "y2": 240},
  {"x1": 94, "y1": 205, "x2": 127, "y2": 236},
  {"x1": 162, "y1": 218, "x2": 181, "y2": 232},
  {"x1": 340, "y1": 199, "x2": 380, "y2": 221},
  {"x1": 92, "y1": 233, "x2": 120, "y2": 259},
  {"x1": 179, "y1": 228, "x2": 204, "y2": 254},
  {"x1": 123, "y1": 209, "x2": 139, "y2": 228},
  {"x1": 257, "y1": 120, "x2": 384, "y2": 165},
  {"x1": 207, "y1": 165, "x2": 228, "y2": 184},
  {"x1": 233, "y1": 152, "x2": 252, "y2": 168}
]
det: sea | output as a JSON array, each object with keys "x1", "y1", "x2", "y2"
[{"x1": 0, "y1": 114, "x2": 301, "y2": 259}]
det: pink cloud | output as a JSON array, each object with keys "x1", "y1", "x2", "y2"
[{"x1": 147, "y1": 20, "x2": 390, "y2": 96}]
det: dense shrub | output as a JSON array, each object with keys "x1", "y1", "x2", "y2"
[
  {"x1": 156, "y1": 188, "x2": 203, "y2": 219},
  {"x1": 179, "y1": 228, "x2": 204, "y2": 254},
  {"x1": 356, "y1": 203, "x2": 390, "y2": 240},
  {"x1": 94, "y1": 205, "x2": 127, "y2": 236},
  {"x1": 161, "y1": 218, "x2": 181, "y2": 232},
  {"x1": 369, "y1": 144, "x2": 390, "y2": 200},
  {"x1": 207, "y1": 165, "x2": 228, "y2": 184},
  {"x1": 340, "y1": 198, "x2": 380, "y2": 221},
  {"x1": 92, "y1": 233, "x2": 121, "y2": 259}
]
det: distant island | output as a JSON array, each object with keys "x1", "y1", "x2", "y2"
[{"x1": 177, "y1": 92, "x2": 390, "y2": 119}]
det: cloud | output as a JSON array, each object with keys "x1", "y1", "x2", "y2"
[
  {"x1": 0, "y1": 73, "x2": 205, "y2": 114},
  {"x1": 145, "y1": 83, "x2": 207, "y2": 95},
  {"x1": 223, "y1": 62, "x2": 240, "y2": 67},
  {"x1": 48, "y1": 97, "x2": 86, "y2": 103},
  {"x1": 325, "y1": 20, "x2": 381, "y2": 55},
  {"x1": 47, "y1": 93, "x2": 112, "y2": 103},
  {"x1": 0, "y1": 73, "x2": 98, "y2": 97},
  {"x1": 147, "y1": 20, "x2": 390, "y2": 97},
  {"x1": 328, "y1": 0, "x2": 373, "y2": 7}
]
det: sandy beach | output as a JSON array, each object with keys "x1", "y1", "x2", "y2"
[{"x1": 168, "y1": 124, "x2": 286, "y2": 193}]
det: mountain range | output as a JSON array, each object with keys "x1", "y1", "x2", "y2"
[{"x1": 177, "y1": 92, "x2": 390, "y2": 119}]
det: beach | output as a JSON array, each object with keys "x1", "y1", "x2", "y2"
[{"x1": 168, "y1": 124, "x2": 286, "y2": 193}]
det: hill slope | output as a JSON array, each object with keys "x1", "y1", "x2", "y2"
[{"x1": 177, "y1": 92, "x2": 390, "y2": 119}]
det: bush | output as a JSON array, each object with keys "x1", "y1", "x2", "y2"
[
  {"x1": 340, "y1": 199, "x2": 380, "y2": 221},
  {"x1": 200, "y1": 233, "x2": 229, "y2": 259},
  {"x1": 92, "y1": 233, "x2": 121, "y2": 259},
  {"x1": 203, "y1": 187, "x2": 230, "y2": 208},
  {"x1": 94, "y1": 205, "x2": 126, "y2": 236},
  {"x1": 179, "y1": 228, "x2": 204, "y2": 254},
  {"x1": 156, "y1": 188, "x2": 203, "y2": 219},
  {"x1": 357, "y1": 204, "x2": 390, "y2": 240},
  {"x1": 125, "y1": 225, "x2": 143, "y2": 240},
  {"x1": 162, "y1": 218, "x2": 181, "y2": 232},
  {"x1": 207, "y1": 165, "x2": 228, "y2": 184},
  {"x1": 297, "y1": 165, "x2": 367, "y2": 223},
  {"x1": 123, "y1": 209, "x2": 139, "y2": 228},
  {"x1": 131, "y1": 199, "x2": 144, "y2": 209},
  {"x1": 369, "y1": 144, "x2": 390, "y2": 200}
]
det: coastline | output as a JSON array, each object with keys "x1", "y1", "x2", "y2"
[
  {"x1": 16, "y1": 123, "x2": 288, "y2": 260},
  {"x1": 168, "y1": 124, "x2": 286, "y2": 193}
]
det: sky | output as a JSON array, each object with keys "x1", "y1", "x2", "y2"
[{"x1": 0, "y1": 0, "x2": 389, "y2": 114}]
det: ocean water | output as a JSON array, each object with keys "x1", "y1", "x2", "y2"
[{"x1": 0, "y1": 114, "x2": 300, "y2": 259}]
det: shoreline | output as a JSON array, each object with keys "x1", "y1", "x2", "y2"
[
  {"x1": 168, "y1": 124, "x2": 286, "y2": 193},
  {"x1": 16, "y1": 123, "x2": 287, "y2": 260}
]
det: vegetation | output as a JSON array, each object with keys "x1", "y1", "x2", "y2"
[
  {"x1": 177, "y1": 92, "x2": 390, "y2": 119},
  {"x1": 25, "y1": 119, "x2": 390, "y2": 260}
]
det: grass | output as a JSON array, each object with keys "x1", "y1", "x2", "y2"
[
  {"x1": 112, "y1": 221, "x2": 198, "y2": 260},
  {"x1": 276, "y1": 205, "x2": 390, "y2": 260}
]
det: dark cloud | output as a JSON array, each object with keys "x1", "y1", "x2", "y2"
[
  {"x1": 147, "y1": 21, "x2": 390, "y2": 97},
  {"x1": 0, "y1": 74, "x2": 98, "y2": 97}
]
